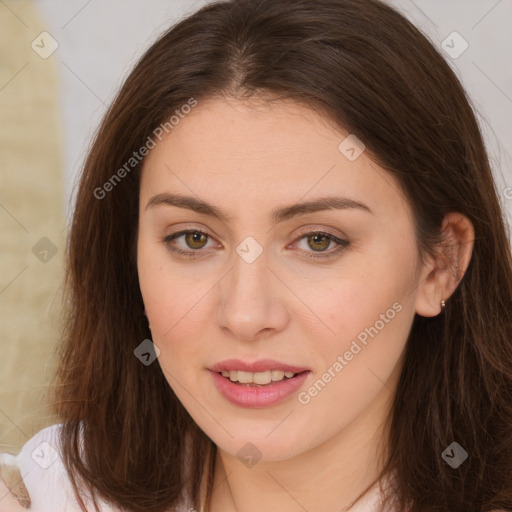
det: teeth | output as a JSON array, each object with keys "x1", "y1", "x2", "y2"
[
  {"x1": 238, "y1": 371, "x2": 254, "y2": 384},
  {"x1": 220, "y1": 369, "x2": 298, "y2": 384},
  {"x1": 271, "y1": 370, "x2": 285, "y2": 381}
]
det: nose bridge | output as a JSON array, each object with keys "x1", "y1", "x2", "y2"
[
  {"x1": 215, "y1": 235, "x2": 287, "y2": 339},
  {"x1": 227, "y1": 237, "x2": 270, "y2": 311}
]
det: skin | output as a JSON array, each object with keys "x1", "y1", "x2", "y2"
[
  {"x1": 137, "y1": 96, "x2": 474, "y2": 512},
  {"x1": 0, "y1": 480, "x2": 25, "y2": 512}
]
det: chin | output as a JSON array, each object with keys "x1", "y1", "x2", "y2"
[{"x1": 206, "y1": 421, "x2": 314, "y2": 463}]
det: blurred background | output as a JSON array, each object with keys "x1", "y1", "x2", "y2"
[{"x1": 1, "y1": 0, "x2": 511, "y2": 455}]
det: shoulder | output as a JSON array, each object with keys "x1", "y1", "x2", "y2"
[
  {"x1": 0, "y1": 423, "x2": 115, "y2": 512},
  {"x1": 0, "y1": 478, "x2": 28, "y2": 512}
]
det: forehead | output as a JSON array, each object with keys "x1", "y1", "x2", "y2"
[
  {"x1": 140, "y1": 97, "x2": 409, "y2": 223},
  {"x1": 145, "y1": 96, "x2": 347, "y2": 167}
]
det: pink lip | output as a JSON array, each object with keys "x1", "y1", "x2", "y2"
[{"x1": 209, "y1": 358, "x2": 310, "y2": 373}]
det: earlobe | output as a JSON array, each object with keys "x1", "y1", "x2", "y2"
[
  {"x1": 414, "y1": 269, "x2": 447, "y2": 318},
  {"x1": 414, "y1": 212, "x2": 475, "y2": 318}
]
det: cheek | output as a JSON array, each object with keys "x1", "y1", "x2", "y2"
[
  {"x1": 320, "y1": 260, "x2": 414, "y2": 343},
  {"x1": 137, "y1": 236, "x2": 177, "y2": 345},
  {"x1": 309, "y1": 246, "x2": 417, "y2": 393},
  {"x1": 137, "y1": 232, "x2": 188, "y2": 321},
  {"x1": 137, "y1": 239, "x2": 211, "y2": 378},
  {"x1": 314, "y1": 286, "x2": 411, "y2": 388},
  {"x1": 297, "y1": 292, "x2": 413, "y2": 441}
]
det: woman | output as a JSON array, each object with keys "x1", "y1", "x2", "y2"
[{"x1": 1, "y1": 0, "x2": 511, "y2": 511}]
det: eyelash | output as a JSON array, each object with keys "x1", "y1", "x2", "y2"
[{"x1": 162, "y1": 228, "x2": 350, "y2": 260}]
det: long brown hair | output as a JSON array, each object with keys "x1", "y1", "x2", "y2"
[{"x1": 50, "y1": 0, "x2": 512, "y2": 510}]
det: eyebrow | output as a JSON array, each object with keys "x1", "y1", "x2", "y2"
[{"x1": 145, "y1": 193, "x2": 373, "y2": 225}]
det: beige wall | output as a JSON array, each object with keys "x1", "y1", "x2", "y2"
[{"x1": 0, "y1": 0, "x2": 64, "y2": 454}]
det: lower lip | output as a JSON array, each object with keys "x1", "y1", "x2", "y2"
[{"x1": 210, "y1": 370, "x2": 310, "y2": 408}]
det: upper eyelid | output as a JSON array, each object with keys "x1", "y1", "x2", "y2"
[{"x1": 165, "y1": 222, "x2": 347, "y2": 240}]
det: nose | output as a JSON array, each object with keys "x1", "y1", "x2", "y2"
[{"x1": 215, "y1": 246, "x2": 289, "y2": 342}]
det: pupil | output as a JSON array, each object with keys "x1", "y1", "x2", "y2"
[
  {"x1": 309, "y1": 234, "x2": 328, "y2": 251},
  {"x1": 187, "y1": 231, "x2": 206, "y2": 248}
]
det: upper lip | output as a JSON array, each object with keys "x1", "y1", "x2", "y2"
[{"x1": 209, "y1": 359, "x2": 310, "y2": 373}]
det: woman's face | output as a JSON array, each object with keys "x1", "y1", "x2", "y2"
[{"x1": 137, "y1": 96, "x2": 424, "y2": 461}]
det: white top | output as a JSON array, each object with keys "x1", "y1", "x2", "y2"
[{"x1": 0, "y1": 423, "x2": 389, "y2": 511}]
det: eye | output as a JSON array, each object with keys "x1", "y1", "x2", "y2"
[
  {"x1": 292, "y1": 230, "x2": 350, "y2": 260},
  {"x1": 163, "y1": 229, "x2": 216, "y2": 258},
  {"x1": 162, "y1": 228, "x2": 350, "y2": 260}
]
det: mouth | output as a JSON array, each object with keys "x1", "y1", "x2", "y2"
[{"x1": 208, "y1": 359, "x2": 311, "y2": 408}]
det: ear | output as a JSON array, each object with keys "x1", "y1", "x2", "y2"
[{"x1": 415, "y1": 212, "x2": 475, "y2": 317}]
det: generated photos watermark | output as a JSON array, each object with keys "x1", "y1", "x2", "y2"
[{"x1": 297, "y1": 301, "x2": 403, "y2": 405}]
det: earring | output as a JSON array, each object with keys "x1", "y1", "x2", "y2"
[{"x1": 440, "y1": 299, "x2": 446, "y2": 310}]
